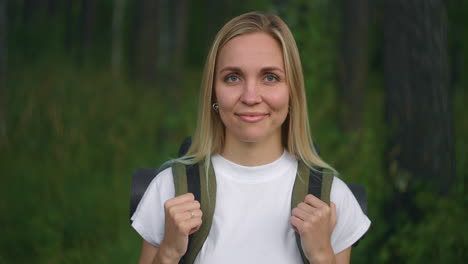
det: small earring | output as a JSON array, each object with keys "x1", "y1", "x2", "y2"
[{"x1": 212, "y1": 103, "x2": 219, "y2": 112}]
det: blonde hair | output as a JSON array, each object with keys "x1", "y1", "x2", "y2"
[{"x1": 177, "y1": 11, "x2": 334, "y2": 173}]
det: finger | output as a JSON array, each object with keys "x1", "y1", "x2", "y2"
[
  {"x1": 190, "y1": 209, "x2": 203, "y2": 218},
  {"x1": 181, "y1": 208, "x2": 204, "y2": 222},
  {"x1": 164, "y1": 193, "x2": 195, "y2": 209},
  {"x1": 188, "y1": 222, "x2": 202, "y2": 235},
  {"x1": 290, "y1": 216, "x2": 303, "y2": 233},
  {"x1": 172, "y1": 200, "x2": 201, "y2": 213},
  {"x1": 297, "y1": 202, "x2": 316, "y2": 214},
  {"x1": 304, "y1": 194, "x2": 327, "y2": 208},
  {"x1": 167, "y1": 201, "x2": 201, "y2": 221},
  {"x1": 292, "y1": 207, "x2": 311, "y2": 221},
  {"x1": 330, "y1": 202, "x2": 337, "y2": 228},
  {"x1": 182, "y1": 217, "x2": 203, "y2": 235}
]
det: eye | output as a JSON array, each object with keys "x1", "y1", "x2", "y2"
[
  {"x1": 224, "y1": 75, "x2": 240, "y2": 83},
  {"x1": 264, "y1": 74, "x2": 279, "y2": 82}
]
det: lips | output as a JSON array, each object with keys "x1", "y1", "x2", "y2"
[{"x1": 236, "y1": 112, "x2": 269, "y2": 123}]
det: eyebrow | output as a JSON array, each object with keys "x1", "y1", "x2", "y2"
[{"x1": 219, "y1": 66, "x2": 284, "y2": 73}]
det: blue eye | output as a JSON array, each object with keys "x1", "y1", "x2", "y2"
[
  {"x1": 225, "y1": 75, "x2": 239, "y2": 83},
  {"x1": 264, "y1": 74, "x2": 279, "y2": 82}
]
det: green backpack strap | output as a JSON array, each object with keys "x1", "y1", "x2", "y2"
[
  {"x1": 171, "y1": 161, "x2": 217, "y2": 264},
  {"x1": 173, "y1": 160, "x2": 332, "y2": 264},
  {"x1": 291, "y1": 161, "x2": 334, "y2": 263}
]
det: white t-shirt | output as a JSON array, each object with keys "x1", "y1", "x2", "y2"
[{"x1": 131, "y1": 151, "x2": 371, "y2": 264}]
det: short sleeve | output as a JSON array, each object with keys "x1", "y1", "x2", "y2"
[
  {"x1": 330, "y1": 177, "x2": 371, "y2": 254},
  {"x1": 131, "y1": 167, "x2": 175, "y2": 247}
]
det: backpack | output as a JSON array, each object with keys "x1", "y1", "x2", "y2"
[{"x1": 129, "y1": 138, "x2": 368, "y2": 263}]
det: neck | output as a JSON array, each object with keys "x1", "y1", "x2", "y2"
[{"x1": 220, "y1": 135, "x2": 284, "y2": 166}]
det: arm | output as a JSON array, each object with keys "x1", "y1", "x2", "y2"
[
  {"x1": 137, "y1": 193, "x2": 203, "y2": 264},
  {"x1": 291, "y1": 194, "x2": 337, "y2": 264},
  {"x1": 138, "y1": 240, "x2": 183, "y2": 264},
  {"x1": 335, "y1": 247, "x2": 351, "y2": 264},
  {"x1": 291, "y1": 194, "x2": 354, "y2": 264},
  {"x1": 138, "y1": 240, "x2": 158, "y2": 264}
]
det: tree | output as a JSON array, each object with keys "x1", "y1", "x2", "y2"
[
  {"x1": 0, "y1": 0, "x2": 6, "y2": 145},
  {"x1": 171, "y1": 0, "x2": 189, "y2": 78},
  {"x1": 111, "y1": 0, "x2": 126, "y2": 77},
  {"x1": 48, "y1": 0, "x2": 60, "y2": 17},
  {"x1": 339, "y1": 0, "x2": 369, "y2": 132},
  {"x1": 22, "y1": 0, "x2": 41, "y2": 22},
  {"x1": 133, "y1": 0, "x2": 160, "y2": 84},
  {"x1": 167, "y1": 0, "x2": 190, "y2": 97},
  {"x1": 79, "y1": 0, "x2": 96, "y2": 65},
  {"x1": 384, "y1": 0, "x2": 454, "y2": 194},
  {"x1": 65, "y1": 0, "x2": 74, "y2": 53}
]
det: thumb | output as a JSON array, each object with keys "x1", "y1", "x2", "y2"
[{"x1": 330, "y1": 202, "x2": 337, "y2": 229}]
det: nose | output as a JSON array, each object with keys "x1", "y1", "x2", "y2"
[{"x1": 240, "y1": 79, "x2": 262, "y2": 105}]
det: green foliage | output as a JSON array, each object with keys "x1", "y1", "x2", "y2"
[
  {"x1": 2, "y1": 0, "x2": 467, "y2": 263},
  {"x1": 0, "y1": 61, "x2": 200, "y2": 263},
  {"x1": 281, "y1": 0, "x2": 468, "y2": 263}
]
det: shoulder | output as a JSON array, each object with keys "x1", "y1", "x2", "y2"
[
  {"x1": 132, "y1": 167, "x2": 175, "y2": 218},
  {"x1": 130, "y1": 167, "x2": 176, "y2": 247},
  {"x1": 329, "y1": 176, "x2": 363, "y2": 215},
  {"x1": 329, "y1": 176, "x2": 371, "y2": 253},
  {"x1": 149, "y1": 167, "x2": 175, "y2": 200},
  {"x1": 330, "y1": 176, "x2": 352, "y2": 200}
]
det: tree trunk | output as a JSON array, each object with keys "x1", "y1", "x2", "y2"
[
  {"x1": 79, "y1": 0, "x2": 95, "y2": 65},
  {"x1": 48, "y1": 0, "x2": 60, "y2": 17},
  {"x1": 65, "y1": 0, "x2": 74, "y2": 53},
  {"x1": 23, "y1": 0, "x2": 41, "y2": 23},
  {"x1": 172, "y1": 0, "x2": 188, "y2": 74},
  {"x1": 133, "y1": 0, "x2": 159, "y2": 84},
  {"x1": 111, "y1": 0, "x2": 126, "y2": 77},
  {"x1": 384, "y1": 0, "x2": 454, "y2": 194},
  {"x1": 205, "y1": 0, "x2": 225, "y2": 48},
  {"x1": 339, "y1": 0, "x2": 369, "y2": 131},
  {"x1": 0, "y1": 0, "x2": 7, "y2": 145},
  {"x1": 167, "y1": 0, "x2": 189, "y2": 97}
]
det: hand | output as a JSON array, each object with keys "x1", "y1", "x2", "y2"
[
  {"x1": 159, "y1": 193, "x2": 203, "y2": 262},
  {"x1": 290, "y1": 194, "x2": 337, "y2": 264}
]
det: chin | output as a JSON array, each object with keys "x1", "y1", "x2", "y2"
[{"x1": 236, "y1": 133, "x2": 270, "y2": 144}]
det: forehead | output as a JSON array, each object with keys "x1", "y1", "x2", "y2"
[{"x1": 216, "y1": 32, "x2": 284, "y2": 71}]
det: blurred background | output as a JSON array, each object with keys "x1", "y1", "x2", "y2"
[{"x1": 0, "y1": 0, "x2": 466, "y2": 263}]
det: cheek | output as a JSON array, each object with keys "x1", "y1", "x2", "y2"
[
  {"x1": 215, "y1": 88, "x2": 238, "y2": 111},
  {"x1": 268, "y1": 89, "x2": 289, "y2": 111}
]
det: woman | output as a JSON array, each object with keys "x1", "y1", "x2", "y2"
[{"x1": 131, "y1": 11, "x2": 370, "y2": 264}]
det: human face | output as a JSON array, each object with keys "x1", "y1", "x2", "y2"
[{"x1": 214, "y1": 32, "x2": 289, "y2": 145}]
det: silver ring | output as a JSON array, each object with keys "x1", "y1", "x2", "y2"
[{"x1": 191, "y1": 211, "x2": 195, "y2": 218}]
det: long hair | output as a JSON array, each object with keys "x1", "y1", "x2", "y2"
[{"x1": 176, "y1": 11, "x2": 334, "y2": 173}]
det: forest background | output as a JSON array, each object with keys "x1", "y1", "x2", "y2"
[{"x1": 0, "y1": 0, "x2": 466, "y2": 263}]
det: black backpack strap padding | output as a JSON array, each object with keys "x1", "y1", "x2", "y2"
[
  {"x1": 347, "y1": 184, "x2": 367, "y2": 247},
  {"x1": 347, "y1": 184, "x2": 367, "y2": 215},
  {"x1": 308, "y1": 167, "x2": 323, "y2": 201},
  {"x1": 186, "y1": 163, "x2": 201, "y2": 202},
  {"x1": 129, "y1": 168, "x2": 160, "y2": 223},
  {"x1": 179, "y1": 137, "x2": 192, "y2": 157}
]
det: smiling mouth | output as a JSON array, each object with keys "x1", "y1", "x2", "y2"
[{"x1": 236, "y1": 113, "x2": 269, "y2": 123}]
